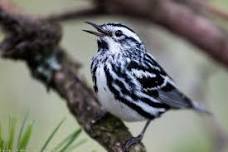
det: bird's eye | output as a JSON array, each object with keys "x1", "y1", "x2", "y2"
[{"x1": 114, "y1": 30, "x2": 123, "y2": 37}]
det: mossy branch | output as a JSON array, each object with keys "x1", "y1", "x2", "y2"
[{"x1": 0, "y1": 3, "x2": 145, "y2": 152}]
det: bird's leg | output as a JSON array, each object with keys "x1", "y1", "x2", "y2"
[{"x1": 124, "y1": 120, "x2": 151, "y2": 151}]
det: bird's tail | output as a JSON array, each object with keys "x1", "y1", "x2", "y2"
[{"x1": 191, "y1": 101, "x2": 211, "y2": 115}]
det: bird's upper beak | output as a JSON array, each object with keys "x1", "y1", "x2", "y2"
[{"x1": 83, "y1": 21, "x2": 111, "y2": 37}]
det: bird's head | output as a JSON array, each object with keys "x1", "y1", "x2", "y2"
[{"x1": 84, "y1": 22, "x2": 144, "y2": 53}]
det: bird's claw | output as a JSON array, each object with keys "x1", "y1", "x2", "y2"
[{"x1": 123, "y1": 134, "x2": 143, "y2": 152}]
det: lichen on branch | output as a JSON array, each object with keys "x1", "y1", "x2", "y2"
[{"x1": 0, "y1": 4, "x2": 145, "y2": 152}]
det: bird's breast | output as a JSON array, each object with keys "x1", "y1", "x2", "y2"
[{"x1": 94, "y1": 65, "x2": 146, "y2": 122}]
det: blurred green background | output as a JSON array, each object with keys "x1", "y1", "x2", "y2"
[{"x1": 0, "y1": 0, "x2": 228, "y2": 151}]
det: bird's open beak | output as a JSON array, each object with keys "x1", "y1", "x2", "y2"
[{"x1": 83, "y1": 21, "x2": 111, "y2": 37}]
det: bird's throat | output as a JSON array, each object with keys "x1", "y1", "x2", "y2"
[{"x1": 97, "y1": 39, "x2": 109, "y2": 50}]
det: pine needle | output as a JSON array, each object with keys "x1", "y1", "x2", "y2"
[{"x1": 40, "y1": 119, "x2": 65, "y2": 152}]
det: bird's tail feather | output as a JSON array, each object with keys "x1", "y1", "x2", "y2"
[{"x1": 191, "y1": 101, "x2": 212, "y2": 115}]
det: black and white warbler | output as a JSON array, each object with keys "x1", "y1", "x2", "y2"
[{"x1": 84, "y1": 22, "x2": 209, "y2": 149}]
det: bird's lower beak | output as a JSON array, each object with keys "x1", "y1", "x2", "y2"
[
  {"x1": 83, "y1": 30, "x2": 104, "y2": 37},
  {"x1": 83, "y1": 21, "x2": 111, "y2": 37}
]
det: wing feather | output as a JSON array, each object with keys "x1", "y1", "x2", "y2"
[{"x1": 127, "y1": 53, "x2": 193, "y2": 109}]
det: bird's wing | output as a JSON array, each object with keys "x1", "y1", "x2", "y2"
[{"x1": 126, "y1": 52, "x2": 193, "y2": 109}]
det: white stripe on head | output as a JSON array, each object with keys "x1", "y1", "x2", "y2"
[
  {"x1": 103, "y1": 23, "x2": 142, "y2": 42},
  {"x1": 116, "y1": 26, "x2": 141, "y2": 42}
]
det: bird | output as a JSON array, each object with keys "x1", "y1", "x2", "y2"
[{"x1": 84, "y1": 21, "x2": 209, "y2": 150}]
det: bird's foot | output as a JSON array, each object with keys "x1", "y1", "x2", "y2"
[{"x1": 123, "y1": 134, "x2": 143, "y2": 152}]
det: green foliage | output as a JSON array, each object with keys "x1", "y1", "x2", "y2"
[
  {"x1": 8, "y1": 117, "x2": 17, "y2": 150},
  {"x1": 0, "y1": 116, "x2": 33, "y2": 151},
  {"x1": 40, "y1": 119, "x2": 85, "y2": 152},
  {"x1": 0, "y1": 116, "x2": 85, "y2": 152},
  {"x1": 18, "y1": 123, "x2": 33, "y2": 150},
  {"x1": 17, "y1": 113, "x2": 31, "y2": 150},
  {"x1": 54, "y1": 129, "x2": 83, "y2": 152},
  {"x1": 40, "y1": 119, "x2": 65, "y2": 152},
  {"x1": 0, "y1": 124, "x2": 3, "y2": 149}
]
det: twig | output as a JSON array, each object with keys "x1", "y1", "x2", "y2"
[
  {"x1": 1, "y1": 0, "x2": 228, "y2": 152},
  {"x1": 44, "y1": 0, "x2": 228, "y2": 68},
  {"x1": 205, "y1": 3, "x2": 228, "y2": 21},
  {"x1": 45, "y1": 7, "x2": 104, "y2": 22},
  {"x1": 0, "y1": 2, "x2": 145, "y2": 152},
  {"x1": 102, "y1": 0, "x2": 228, "y2": 68}
]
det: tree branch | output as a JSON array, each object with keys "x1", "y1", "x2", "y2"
[
  {"x1": 115, "y1": 0, "x2": 228, "y2": 68},
  {"x1": 46, "y1": 7, "x2": 104, "y2": 22},
  {"x1": 45, "y1": 0, "x2": 228, "y2": 68},
  {"x1": 0, "y1": 3, "x2": 145, "y2": 152},
  {"x1": 1, "y1": 0, "x2": 228, "y2": 151}
]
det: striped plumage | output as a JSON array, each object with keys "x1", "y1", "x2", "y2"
[
  {"x1": 91, "y1": 44, "x2": 173, "y2": 121},
  {"x1": 85, "y1": 22, "x2": 209, "y2": 148}
]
